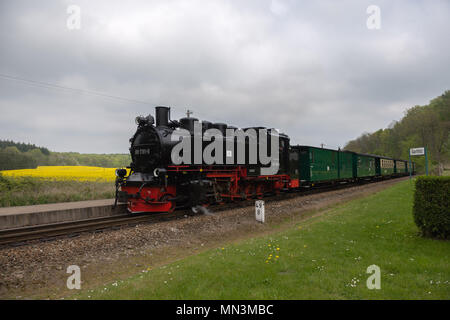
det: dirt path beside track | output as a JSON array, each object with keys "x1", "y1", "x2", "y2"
[{"x1": 0, "y1": 177, "x2": 410, "y2": 299}]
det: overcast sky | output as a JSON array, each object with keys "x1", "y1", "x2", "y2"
[{"x1": 0, "y1": 0, "x2": 449, "y2": 153}]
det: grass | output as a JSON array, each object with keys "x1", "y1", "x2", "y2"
[
  {"x1": 0, "y1": 174, "x2": 115, "y2": 207},
  {"x1": 75, "y1": 180, "x2": 449, "y2": 299}
]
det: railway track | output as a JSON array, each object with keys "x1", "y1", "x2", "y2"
[
  {"x1": 0, "y1": 211, "x2": 189, "y2": 246},
  {"x1": 0, "y1": 176, "x2": 407, "y2": 246}
]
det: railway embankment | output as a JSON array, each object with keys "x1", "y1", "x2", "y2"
[
  {"x1": 0, "y1": 177, "x2": 411, "y2": 299},
  {"x1": 0, "y1": 199, "x2": 126, "y2": 230},
  {"x1": 74, "y1": 177, "x2": 449, "y2": 300}
]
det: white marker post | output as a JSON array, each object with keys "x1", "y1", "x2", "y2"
[{"x1": 255, "y1": 200, "x2": 265, "y2": 223}]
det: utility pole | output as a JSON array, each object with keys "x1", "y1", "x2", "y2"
[
  {"x1": 409, "y1": 147, "x2": 428, "y2": 177},
  {"x1": 409, "y1": 152, "x2": 412, "y2": 180}
]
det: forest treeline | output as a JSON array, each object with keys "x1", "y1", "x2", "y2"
[
  {"x1": 344, "y1": 91, "x2": 450, "y2": 174},
  {"x1": 0, "y1": 140, "x2": 131, "y2": 170}
]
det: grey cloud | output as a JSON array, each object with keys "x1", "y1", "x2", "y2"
[{"x1": 0, "y1": 0, "x2": 449, "y2": 153}]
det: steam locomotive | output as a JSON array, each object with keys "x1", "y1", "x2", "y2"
[{"x1": 115, "y1": 106, "x2": 413, "y2": 213}]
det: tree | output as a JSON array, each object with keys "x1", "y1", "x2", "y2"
[{"x1": 344, "y1": 90, "x2": 450, "y2": 174}]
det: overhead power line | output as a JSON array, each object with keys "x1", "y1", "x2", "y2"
[{"x1": 0, "y1": 73, "x2": 153, "y2": 105}]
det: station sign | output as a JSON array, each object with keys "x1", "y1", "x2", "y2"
[{"x1": 410, "y1": 147, "x2": 425, "y2": 156}]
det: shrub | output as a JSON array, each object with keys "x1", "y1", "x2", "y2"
[{"x1": 413, "y1": 176, "x2": 450, "y2": 239}]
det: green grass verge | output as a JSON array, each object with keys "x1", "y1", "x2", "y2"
[
  {"x1": 76, "y1": 180, "x2": 450, "y2": 299},
  {"x1": 0, "y1": 174, "x2": 114, "y2": 207}
]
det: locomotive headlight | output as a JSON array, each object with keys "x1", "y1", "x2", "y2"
[
  {"x1": 115, "y1": 168, "x2": 127, "y2": 178},
  {"x1": 153, "y1": 168, "x2": 167, "y2": 177}
]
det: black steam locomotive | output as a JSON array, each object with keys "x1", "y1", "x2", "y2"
[{"x1": 115, "y1": 106, "x2": 291, "y2": 213}]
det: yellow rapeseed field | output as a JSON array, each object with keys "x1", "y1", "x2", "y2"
[{"x1": 1, "y1": 166, "x2": 120, "y2": 182}]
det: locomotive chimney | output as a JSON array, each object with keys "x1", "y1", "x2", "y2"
[{"x1": 155, "y1": 106, "x2": 170, "y2": 127}]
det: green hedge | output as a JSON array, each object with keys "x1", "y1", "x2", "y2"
[{"x1": 413, "y1": 176, "x2": 450, "y2": 239}]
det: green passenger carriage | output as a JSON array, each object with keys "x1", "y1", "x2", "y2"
[
  {"x1": 339, "y1": 151, "x2": 354, "y2": 179},
  {"x1": 379, "y1": 157, "x2": 395, "y2": 176},
  {"x1": 394, "y1": 159, "x2": 408, "y2": 175},
  {"x1": 353, "y1": 153, "x2": 377, "y2": 178},
  {"x1": 297, "y1": 146, "x2": 339, "y2": 182},
  {"x1": 285, "y1": 145, "x2": 411, "y2": 188}
]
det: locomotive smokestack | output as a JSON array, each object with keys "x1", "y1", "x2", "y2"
[{"x1": 155, "y1": 106, "x2": 170, "y2": 127}]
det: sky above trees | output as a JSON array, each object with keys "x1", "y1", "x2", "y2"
[{"x1": 1, "y1": 0, "x2": 449, "y2": 153}]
